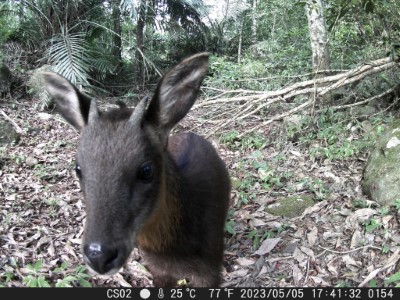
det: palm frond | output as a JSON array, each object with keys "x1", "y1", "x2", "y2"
[{"x1": 44, "y1": 32, "x2": 91, "y2": 86}]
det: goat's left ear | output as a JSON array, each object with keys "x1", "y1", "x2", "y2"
[
  {"x1": 42, "y1": 72, "x2": 94, "y2": 131},
  {"x1": 145, "y1": 52, "x2": 209, "y2": 145}
]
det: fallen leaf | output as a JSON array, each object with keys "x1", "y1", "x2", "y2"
[
  {"x1": 291, "y1": 263, "x2": 303, "y2": 285},
  {"x1": 236, "y1": 257, "x2": 255, "y2": 266},
  {"x1": 350, "y1": 230, "x2": 363, "y2": 249},
  {"x1": 327, "y1": 259, "x2": 339, "y2": 276},
  {"x1": 254, "y1": 238, "x2": 281, "y2": 256},
  {"x1": 307, "y1": 227, "x2": 318, "y2": 247},
  {"x1": 343, "y1": 255, "x2": 361, "y2": 268},
  {"x1": 346, "y1": 208, "x2": 377, "y2": 225}
]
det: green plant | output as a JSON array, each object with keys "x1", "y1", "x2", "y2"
[
  {"x1": 277, "y1": 224, "x2": 289, "y2": 234},
  {"x1": 352, "y1": 198, "x2": 370, "y2": 208},
  {"x1": 220, "y1": 131, "x2": 240, "y2": 149},
  {"x1": 381, "y1": 245, "x2": 390, "y2": 254},
  {"x1": 300, "y1": 177, "x2": 330, "y2": 200},
  {"x1": 220, "y1": 131, "x2": 268, "y2": 152},
  {"x1": 46, "y1": 198, "x2": 60, "y2": 217},
  {"x1": 335, "y1": 281, "x2": 352, "y2": 288},
  {"x1": 364, "y1": 219, "x2": 382, "y2": 233},
  {"x1": 22, "y1": 260, "x2": 51, "y2": 287},
  {"x1": 225, "y1": 219, "x2": 236, "y2": 235},
  {"x1": 289, "y1": 109, "x2": 387, "y2": 161},
  {"x1": 232, "y1": 175, "x2": 257, "y2": 207},
  {"x1": 241, "y1": 134, "x2": 268, "y2": 151},
  {"x1": 247, "y1": 229, "x2": 260, "y2": 249},
  {"x1": 33, "y1": 164, "x2": 45, "y2": 178},
  {"x1": 368, "y1": 279, "x2": 378, "y2": 287},
  {"x1": 1, "y1": 271, "x2": 14, "y2": 285},
  {"x1": 385, "y1": 271, "x2": 400, "y2": 287},
  {"x1": 224, "y1": 210, "x2": 236, "y2": 235},
  {"x1": 53, "y1": 262, "x2": 92, "y2": 287},
  {"x1": 394, "y1": 199, "x2": 400, "y2": 210},
  {"x1": 19, "y1": 259, "x2": 92, "y2": 287},
  {"x1": 379, "y1": 207, "x2": 389, "y2": 215},
  {"x1": 232, "y1": 151, "x2": 287, "y2": 207},
  {"x1": 10, "y1": 153, "x2": 25, "y2": 165}
]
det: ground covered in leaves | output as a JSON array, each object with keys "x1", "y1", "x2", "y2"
[{"x1": 1, "y1": 97, "x2": 400, "y2": 288}]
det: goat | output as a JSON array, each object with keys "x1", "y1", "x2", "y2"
[{"x1": 42, "y1": 53, "x2": 231, "y2": 287}]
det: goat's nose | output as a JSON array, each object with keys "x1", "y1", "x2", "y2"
[{"x1": 83, "y1": 243, "x2": 119, "y2": 274}]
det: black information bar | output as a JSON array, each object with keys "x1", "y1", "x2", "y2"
[{"x1": 1, "y1": 287, "x2": 399, "y2": 299}]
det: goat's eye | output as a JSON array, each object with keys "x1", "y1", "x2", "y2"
[
  {"x1": 138, "y1": 162, "x2": 153, "y2": 181},
  {"x1": 75, "y1": 163, "x2": 82, "y2": 178}
]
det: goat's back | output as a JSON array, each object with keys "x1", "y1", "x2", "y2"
[{"x1": 167, "y1": 132, "x2": 230, "y2": 257}]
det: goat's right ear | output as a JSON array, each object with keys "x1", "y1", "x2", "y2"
[
  {"x1": 42, "y1": 72, "x2": 92, "y2": 131},
  {"x1": 144, "y1": 52, "x2": 209, "y2": 146}
]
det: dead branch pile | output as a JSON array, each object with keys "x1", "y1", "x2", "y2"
[{"x1": 193, "y1": 56, "x2": 399, "y2": 138}]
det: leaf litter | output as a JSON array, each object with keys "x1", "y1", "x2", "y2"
[{"x1": 1, "y1": 100, "x2": 400, "y2": 287}]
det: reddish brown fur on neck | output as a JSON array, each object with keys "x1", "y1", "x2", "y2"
[{"x1": 136, "y1": 170, "x2": 180, "y2": 252}]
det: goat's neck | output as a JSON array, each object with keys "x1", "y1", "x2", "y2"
[{"x1": 136, "y1": 159, "x2": 180, "y2": 252}]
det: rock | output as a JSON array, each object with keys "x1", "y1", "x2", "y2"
[
  {"x1": 25, "y1": 156, "x2": 39, "y2": 167},
  {"x1": 266, "y1": 195, "x2": 315, "y2": 218},
  {"x1": 362, "y1": 119, "x2": 400, "y2": 206},
  {"x1": 0, "y1": 120, "x2": 20, "y2": 146},
  {"x1": 283, "y1": 114, "x2": 303, "y2": 127},
  {"x1": 0, "y1": 64, "x2": 12, "y2": 94},
  {"x1": 26, "y1": 65, "x2": 53, "y2": 110},
  {"x1": 350, "y1": 106, "x2": 377, "y2": 118},
  {"x1": 37, "y1": 113, "x2": 53, "y2": 120}
]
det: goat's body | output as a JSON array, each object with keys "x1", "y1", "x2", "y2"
[{"x1": 139, "y1": 132, "x2": 230, "y2": 286}]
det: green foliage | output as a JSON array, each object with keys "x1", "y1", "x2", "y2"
[
  {"x1": 300, "y1": 177, "x2": 330, "y2": 201},
  {"x1": 231, "y1": 151, "x2": 285, "y2": 208},
  {"x1": 385, "y1": 271, "x2": 400, "y2": 287},
  {"x1": 352, "y1": 198, "x2": 371, "y2": 208},
  {"x1": 247, "y1": 229, "x2": 260, "y2": 249},
  {"x1": 287, "y1": 109, "x2": 388, "y2": 161},
  {"x1": 44, "y1": 33, "x2": 91, "y2": 85},
  {"x1": 18, "y1": 259, "x2": 92, "y2": 287},
  {"x1": 22, "y1": 260, "x2": 51, "y2": 287},
  {"x1": 378, "y1": 206, "x2": 389, "y2": 216},
  {"x1": 381, "y1": 245, "x2": 390, "y2": 254},
  {"x1": 335, "y1": 281, "x2": 352, "y2": 288},
  {"x1": 394, "y1": 199, "x2": 400, "y2": 210},
  {"x1": 364, "y1": 219, "x2": 382, "y2": 233},
  {"x1": 225, "y1": 209, "x2": 236, "y2": 235},
  {"x1": 53, "y1": 262, "x2": 92, "y2": 287},
  {"x1": 0, "y1": 1, "x2": 18, "y2": 59},
  {"x1": 220, "y1": 131, "x2": 268, "y2": 152}
]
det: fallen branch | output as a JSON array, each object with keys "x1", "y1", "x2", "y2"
[
  {"x1": 0, "y1": 109, "x2": 23, "y2": 134},
  {"x1": 238, "y1": 99, "x2": 313, "y2": 138},
  {"x1": 192, "y1": 56, "x2": 399, "y2": 136},
  {"x1": 319, "y1": 86, "x2": 398, "y2": 112}
]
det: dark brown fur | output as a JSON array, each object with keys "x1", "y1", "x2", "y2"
[{"x1": 42, "y1": 53, "x2": 231, "y2": 287}]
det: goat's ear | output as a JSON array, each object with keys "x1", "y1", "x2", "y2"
[
  {"x1": 145, "y1": 52, "x2": 209, "y2": 144},
  {"x1": 42, "y1": 72, "x2": 93, "y2": 131}
]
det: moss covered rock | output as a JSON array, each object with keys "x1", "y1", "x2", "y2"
[
  {"x1": 266, "y1": 195, "x2": 315, "y2": 218},
  {"x1": 0, "y1": 120, "x2": 20, "y2": 146},
  {"x1": 362, "y1": 119, "x2": 400, "y2": 206},
  {"x1": 0, "y1": 64, "x2": 12, "y2": 94}
]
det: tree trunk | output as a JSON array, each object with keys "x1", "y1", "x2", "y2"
[
  {"x1": 111, "y1": 0, "x2": 122, "y2": 69},
  {"x1": 305, "y1": 0, "x2": 331, "y2": 103},
  {"x1": 135, "y1": 0, "x2": 147, "y2": 86},
  {"x1": 238, "y1": 21, "x2": 243, "y2": 64},
  {"x1": 251, "y1": 0, "x2": 257, "y2": 45},
  {"x1": 306, "y1": 0, "x2": 330, "y2": 73}
]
